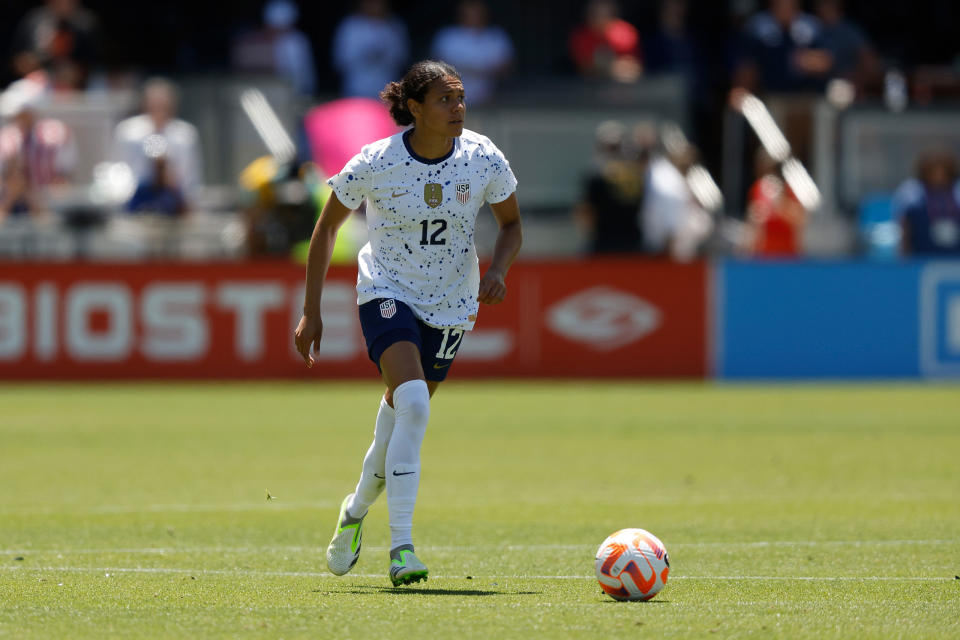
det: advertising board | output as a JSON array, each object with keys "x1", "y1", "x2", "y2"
[{"x1": 0, "y1": 261, "x2": 708, "y2": 379}]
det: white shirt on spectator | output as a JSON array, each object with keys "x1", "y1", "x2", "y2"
[
  {"x1": 431, "y1": 25, "x2": 513, "y2": 105},
  {"x1": 112, "y1": 115, "x2": 203, "y2": 206},
  {"x1": 332, "y1": 14, "x2": 409, "y2": 98},
  {"x1": 641, "y1": 155, "x2": 711, "y2": 260},
  {"x1": 274, "y1": 30, "x2": 316, "y2": 96}
]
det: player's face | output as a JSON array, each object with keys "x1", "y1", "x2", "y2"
[{"x1": 414, "y1": 76, "x2": 466, "y2": 138}]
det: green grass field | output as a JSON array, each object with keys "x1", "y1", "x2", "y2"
[{"x1": 1, "y1": 381, "x2": 959, "y2": 638}]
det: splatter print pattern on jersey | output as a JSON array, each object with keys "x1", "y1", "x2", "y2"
[{"x1": 328, "y1": 128, "x2": 517, "y2": 330}]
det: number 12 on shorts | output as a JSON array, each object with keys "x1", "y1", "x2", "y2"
[{"x1": 435, "y1": 328, "x2": 464, "y2": 359}]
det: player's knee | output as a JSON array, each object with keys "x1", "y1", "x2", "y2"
[
  {"x1": 393, "y1": 379, "x2": 430, "y2": 426},
  {"x1": 407, "y1": 395, "x2": 430, "y2": 427}
]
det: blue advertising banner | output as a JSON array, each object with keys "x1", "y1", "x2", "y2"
[
  {"x1": 919, "y1": 263, "x2": 960, "y2": 377},
  {"x1": 716, "y1": 261, "x2": 934, "y2": 379}
]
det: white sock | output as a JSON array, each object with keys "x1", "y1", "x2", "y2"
[
  {"x1": 385, "y1": 379, "x2": 430, "y2": 550},
  {"x1": 346, "y1": 396, "x2": 395, "y2": 519}
]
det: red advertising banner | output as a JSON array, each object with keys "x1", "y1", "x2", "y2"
[{"x1": 0, "y1": 260, "x2": 707, "y2": 379}]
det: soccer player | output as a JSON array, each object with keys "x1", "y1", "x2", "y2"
[{"x1": 294, "y1": 60, "x2": 522, "y2": 586}]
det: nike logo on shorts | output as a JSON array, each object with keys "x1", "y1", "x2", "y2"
[
  {"x1": 392, "y1": 470, "x2": 416, "y2": 476},
  {"x1": 433, "y1": 362, "x2": 450, "y2": 369},
  {"x1": 374, "y1": 473, "x2": 385, "y2": 479}
]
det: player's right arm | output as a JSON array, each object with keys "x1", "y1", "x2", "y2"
[{"x1": 294, "y1": 193, "x2": 353, "y2": 367}]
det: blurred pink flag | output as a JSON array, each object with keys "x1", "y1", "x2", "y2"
[{"x1": 304, "y1": 98, "x2": 400, "y2": 177}]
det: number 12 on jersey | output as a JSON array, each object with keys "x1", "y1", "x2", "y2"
[
  {"x1": 435, "y1": 327, "x2": 464, "y2": 359},
  {"x1": 420, "y1": 219, "x2": 447, "y2": 245}
]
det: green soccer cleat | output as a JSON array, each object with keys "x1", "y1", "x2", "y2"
[
  {"x1": 326, "y1": 495, "x2": 363, "y2": 576},
  {"x1": 389, "y1": 546, "x2": 429, "y2": 586}
]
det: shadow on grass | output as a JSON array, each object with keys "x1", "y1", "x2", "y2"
[{"x1": 319, "y1": 585, "x2": 542, "y2": 597}]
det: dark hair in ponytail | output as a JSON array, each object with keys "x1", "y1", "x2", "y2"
[{"x1": 380, "y1": 60, "x2": 462, "y2": 127}]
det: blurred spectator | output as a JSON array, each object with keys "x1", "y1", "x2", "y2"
[
  {"x1": 573, "y1": 120, "x2": 644, "y2": 254},
  {"x1": 430, "y1": 0, "x2": 514, "y2": 106},
  {"x1": 332, "y1": 0, "x2": 409, "y2": 98},
  {"x1": 731, "y1": 0, "x2": 833, "y2": 167},
  {"x1": 732, "y1": 0, "x2": 831, "y2": 95},
  {"x1": 9, "y1": 0, "x2": 102, "y2": 91},
  {"x1": 640, "y1": 136, "x2": 712, "y2": 261},
  {"x1": 231, "y1": 0, "x2": 317, "y2": 97},
  {"x1": 898, "y1": 150, "x2": 960, "y2": 257},
  {"x1": 745, "y1": 149, "x2": 806, "y2": 257},
  {"x1": 112, "y1": 78, "x2": 203, "y2": 213},
  {"x1": 0, "y1": 79, "x2": 77, "y2": 222},
  {"x1": 569, "y1": 0, "x2": 643, "y2": 83},
  {"x1": 814, "y1": 0, "x2": 879, "y2": 94},
  {"x1": 644, "y1": 0, "x2": 698, "y2": 82}
]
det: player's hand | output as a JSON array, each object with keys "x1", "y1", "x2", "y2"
[
  {"x1": 294, "y1": 314, "x2": 323, "y2": 368},
  {"x1": 477, "y1": 268, "x2": 507, "y2": 305}
]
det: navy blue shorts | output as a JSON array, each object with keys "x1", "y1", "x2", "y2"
[{"x1": 358, "y1": 298, "x2": 466, "y2": 382}]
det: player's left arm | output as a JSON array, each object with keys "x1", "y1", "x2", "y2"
[{"x1": 478, "y1": 192, "x2": 523, "y2": 305}]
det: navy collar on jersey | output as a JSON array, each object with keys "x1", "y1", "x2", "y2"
[{"x1": 403, "y1": 129, "x2": 457, "y2": 165}]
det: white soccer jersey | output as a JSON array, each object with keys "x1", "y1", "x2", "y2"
[{"x1": 327, "y1": 128, "x2": 517, "y2": 330}]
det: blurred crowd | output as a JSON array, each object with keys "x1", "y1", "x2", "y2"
[
  {"x1": 1, "y1": 0, "x2": 959, "y2": 259},
  {"x1": 574, "y1": 118, "x2": 805, "y2": 260},
  {"x1": 574, "y1": 115, "x2": 960, "y2": 260}
]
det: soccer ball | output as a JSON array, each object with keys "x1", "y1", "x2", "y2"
[{"x1": 595, "y1": 528, "x2": 670, "y2": 601}]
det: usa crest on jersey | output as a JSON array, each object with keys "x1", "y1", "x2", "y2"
[
  {"x1": 379, "y1": 299, "x2": 397, "y2": 319},
  {"x1": 455, "y1": 182, "x2": 470, "y2": 204}
]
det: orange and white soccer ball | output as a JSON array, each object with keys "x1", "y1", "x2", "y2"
[{"x1": 595, "y1": 528, "x2": 670, "y2": 601}]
